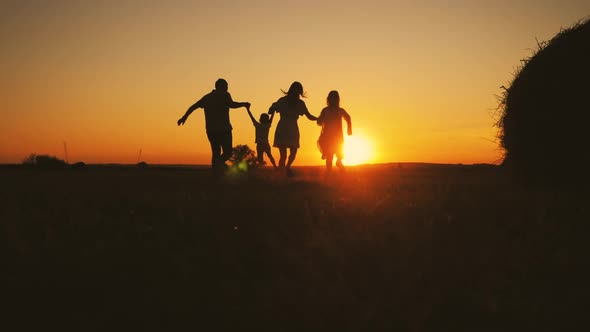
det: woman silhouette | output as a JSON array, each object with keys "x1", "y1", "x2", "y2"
[{"x1": 269, "y1": 82, "x2": 318, "y2": 176}]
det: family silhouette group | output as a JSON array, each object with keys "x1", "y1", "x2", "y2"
[{"x1": 177, "y1": 79, "x2": 352, "y2": 177}]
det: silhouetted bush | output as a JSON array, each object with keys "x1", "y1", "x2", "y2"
[
  {"x1": 137, "y1": 161, "x2": 148, "y2": 168},
  {"x1": 22, "y1": 154, "x2": 67, "y2": 169},
  {"x1": 229, "y1": 145, "x2": 257, "y2": 172},
  {"x1": 498, "y1": 18, "x2": 590, "y2": 187}
]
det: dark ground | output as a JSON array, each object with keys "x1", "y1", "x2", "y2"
[{"x1": 1, "y1": 164, "x2": 588, "y2": 331}]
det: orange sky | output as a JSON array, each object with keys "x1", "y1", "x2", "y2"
[{"x1": 1, "y1": 1, "x2": 588, "y2": 165}]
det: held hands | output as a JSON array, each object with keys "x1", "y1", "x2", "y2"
[
  {"x1": 177, "y1": 116, "x2": 187, "y2": 126},
  {"x1": 245, "y1": 102, "x2": 251, "y2": 110}
]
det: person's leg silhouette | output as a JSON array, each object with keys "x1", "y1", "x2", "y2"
[{"x1": 278, "y1": 148, "x2": 287, "y2": 168}]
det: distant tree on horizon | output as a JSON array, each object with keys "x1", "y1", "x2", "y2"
[
  {"x1": 22, "y1": 154, "x2": 67, "y2": 168},
  {"x1": 229, "y1": 145, "x2": 258, "y2": 172}
]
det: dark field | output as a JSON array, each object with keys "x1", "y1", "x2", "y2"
[{"x1": 1, "y1": 164, "x2": 588, "y2": 331}]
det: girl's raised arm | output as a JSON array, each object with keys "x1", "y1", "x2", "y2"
[
  {"x1": 343, "y1": 110, "x2": 352, "y2": 135},
  {"x1": 246, "y1": 107, "x2": 259, "y2": 126}
]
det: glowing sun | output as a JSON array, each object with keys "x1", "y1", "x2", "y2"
[{"x1": 343, "y1": 133, "x2": 374, "y2": 165}]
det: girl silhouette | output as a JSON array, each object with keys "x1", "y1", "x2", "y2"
[{"x1": 317, "y1": 90, "x2": 352, "y2": 171}]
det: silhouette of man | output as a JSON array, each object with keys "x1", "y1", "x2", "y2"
[{"x1": 178, "y1": 79, "x2": 250, "y2": 174}]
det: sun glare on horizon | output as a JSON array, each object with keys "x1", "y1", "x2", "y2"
[{"x1": 343, "y1": 133, "x2": 374, "y2": 166}]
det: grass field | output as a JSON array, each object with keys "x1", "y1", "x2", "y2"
[{"x1": 1, "y1": 164, "x2": 588, "y2": 331}]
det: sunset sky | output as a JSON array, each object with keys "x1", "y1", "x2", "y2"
[{"x1": 1, "y1": 1, "x2": 588, "y2": 165}]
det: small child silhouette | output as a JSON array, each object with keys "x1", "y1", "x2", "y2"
[
  {"x1": 246, "y1": 106, "x2": 277, "y2": 168},
  {"x1": 317, "y1": 90, "x2": 352, "y2": 171}
]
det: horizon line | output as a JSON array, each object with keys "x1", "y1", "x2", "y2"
[{"x1": 0, "y1": 161, "x2": 499, "y2": 167}]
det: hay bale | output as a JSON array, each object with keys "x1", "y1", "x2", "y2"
[{"x1": 498, "y1": 18, "x2": 590, "y2": 187}]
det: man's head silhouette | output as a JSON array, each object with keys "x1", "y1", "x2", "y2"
[{"x1": 215, "y1": 78, "x2": 228, "y2": 92}]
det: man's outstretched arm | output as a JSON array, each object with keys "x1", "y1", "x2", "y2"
[
  {"x1": 178, "y1": 100, "x2": 203, "y2": 126},
  {"x1": 230, "y1": 101, "x2": 250, "y2": 109}
]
